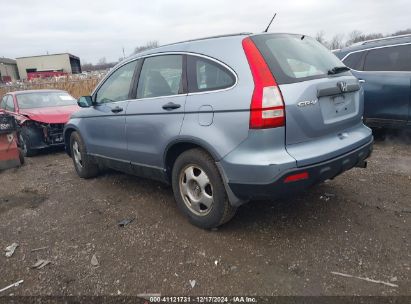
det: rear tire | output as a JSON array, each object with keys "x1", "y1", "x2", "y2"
[
  {"x1": 172, "y1": 148, "x2": 237, "y2": 229},
  {"x1": 70, "y1": 131, "x2": 99, "y2": 179}
]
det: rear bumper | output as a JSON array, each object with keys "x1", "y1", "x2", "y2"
[{"x1": 228, "y1": 138, "x2": 373, "y2": 202}]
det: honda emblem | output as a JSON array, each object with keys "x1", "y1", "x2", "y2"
[{"x1": 338, "y1": 81, "x2": 348, "y2": 93}]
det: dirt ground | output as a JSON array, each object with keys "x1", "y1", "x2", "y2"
[{"x1": 0, "y1": 132, "x2": 410, "y2": 296}]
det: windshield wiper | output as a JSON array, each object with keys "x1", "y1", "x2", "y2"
[{"x1": 328, "y1": 66, "x2": 350, "y2": 75}]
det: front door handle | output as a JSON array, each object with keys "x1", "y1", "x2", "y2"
[
  {"x1": 162, "y1": 102, "x2": 181, "y2": 111},
  {"x1": 358, "y1": 79, "x2": 366, "y2": 84},
  {"x1": 111, "y1": 106, "x2": 123, "y2": 113}
]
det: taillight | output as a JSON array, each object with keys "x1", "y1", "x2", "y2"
[{"x1": 242, "y1": 37, "x2": 285, "y2": 129}]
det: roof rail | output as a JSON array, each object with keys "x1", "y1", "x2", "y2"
[
  {"x1": 352, "y1": 33, "x2": 411, "y2": 46},
  {"x1": 153, "y1": 33, "x2": 253, "y2": 49}
]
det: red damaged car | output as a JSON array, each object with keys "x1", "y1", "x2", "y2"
[{"x1": 0, "y1": 90, "x2": 79, "y2": 156}]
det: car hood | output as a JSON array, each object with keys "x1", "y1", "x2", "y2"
[{"x1": 19, "y1": 105, "x2": 80, "y2": 124}]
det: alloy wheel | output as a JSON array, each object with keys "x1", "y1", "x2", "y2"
[
  {"x1": 72, "y1": 141, "x2": 83, "y2": 168},
  {"x1": 179, "y1": 165, "x2": 214, "y2": 216}
]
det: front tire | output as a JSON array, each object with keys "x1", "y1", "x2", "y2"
[
  {"x1": 19, "y1": 128, "x2": 37, "y2": 157},
  {"x1": 172, "y1": 148, "x2": 237, "y2": 229},
  {"x1": 70, "y1": 132, "x2": 99, "y2": 179}
]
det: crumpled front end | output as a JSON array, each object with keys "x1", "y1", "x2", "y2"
[{"x1": 23, "y1": 120, "x2": 65, "y2": 149}]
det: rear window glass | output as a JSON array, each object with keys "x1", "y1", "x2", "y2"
[
  {"x1": 252, "y1": 34, "x2": 346, "y2": 84},
  {"x1": 17, "y1": 92, "x2": 76, "y2": 109}
]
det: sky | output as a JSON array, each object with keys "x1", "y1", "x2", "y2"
[{"x1": 1, "y1": 0, "x2": 410, "y2": 64}]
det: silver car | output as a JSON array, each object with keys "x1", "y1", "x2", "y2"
[{"x1": 64, "y1": 33, "x2": 373, "y2": 228}]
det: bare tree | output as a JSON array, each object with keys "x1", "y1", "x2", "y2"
[
  {"x1": 363, "y1": 33, "x2": 384, "y2": 41},
  {"x1": 133, "y1": 41, "x2": 160, "y2": 55},
  {"x1": 98, "y1": 57, "x2": 107, "y2": 65},
  {"x1": 315, "y1": 31, "x2": 326, "y2": 44},
  {"x1": 82, "y1": 59, "x2": 117, "y2": 72},
  {"x1": 329, "y1": 34, "x2": 344, "y2": 50},
  {"x1": 392, "y1": 28, "x2": 411, "y2": 35},
  {"x1": 345, "y1": 30, "x2": 364, "y2": 46},
  {"x1": 312, "y1": 27, "x2": 411, "y2": 50},
  {"x1": 345, "y1": 31, "x2": 384, "y2": 46}
]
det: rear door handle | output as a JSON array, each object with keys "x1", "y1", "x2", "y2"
[
  {"x1": 162, "y1": 102, "x2": 181, "y2": 111},
  {"x1": 358, "y1": 79, "x2": 366, "y2": 84},
  {"x1": 111, "y1": 106, "x2": 123, "y2": 113}
]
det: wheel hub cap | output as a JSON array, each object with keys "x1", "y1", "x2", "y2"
[
  {"x1": 180, "y1": 165, "x2": 214, "y2": 216},
  {"x1": 72, "y1": 141, "x2": 83, "y2": 168}
]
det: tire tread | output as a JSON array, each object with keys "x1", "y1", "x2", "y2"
[
  {"x1": 172, "y1": 148, "x2": 237, "y2": 229},
  {"x1": 70, "y1": 132, "x2": 99, "y2": 179}
]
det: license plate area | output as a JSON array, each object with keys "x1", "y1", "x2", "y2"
[{"x1": 320, "y1": 93, "x2": 357, "y2": 124}]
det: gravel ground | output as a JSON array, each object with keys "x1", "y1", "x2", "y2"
[{"x1": 0, "y1": 132, "x2": 410, "y2": 296}]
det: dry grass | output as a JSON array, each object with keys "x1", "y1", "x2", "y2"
[{"x1": 0, "y1": 78, "x2": 102, "y2": 100}]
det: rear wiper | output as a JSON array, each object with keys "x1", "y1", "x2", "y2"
[{"x1": 328, "y1": 66, "x2": 350, "y2": 75}]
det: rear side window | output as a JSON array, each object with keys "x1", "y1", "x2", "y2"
[
  {"x1": 364, "y1": 44, "x2": 411, "y2": 71},
  {"x1": 95, "y1": 60, "x2": 138, "y2": 104},
  {"x1": 343, "y1": 51, "x2": 365, "y2": 70},
  {"x1": 251, "y1": 34, "x2": 345, "y2": 84},
  {"x1": 137, "y1": 55, "x2": 183, "y2": 99},
  {"x1": 187, "y1": 56, "x2": 235, "y2": 92}
]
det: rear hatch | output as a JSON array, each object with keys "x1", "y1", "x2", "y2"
[{"x1": 251, "y1": 34, "x2": 371, "y2": 166}]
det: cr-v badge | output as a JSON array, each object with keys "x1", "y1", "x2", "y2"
[{"x1": 297, "y1": 99, "x2": 318, "y2": 107}]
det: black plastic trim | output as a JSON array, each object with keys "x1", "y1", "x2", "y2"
[{"x1": 129, "y1": 59, "x2": 144, "y2": 99}]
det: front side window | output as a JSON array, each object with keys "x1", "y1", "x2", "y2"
[
  {"x1": 364, "y1": 44, "x2": 411, "y2": 71},
  {"x1": 5, "y1": 96, "x2": 15, "y2": 111},
  {"x1": 95, "y1": 60, "x2": 138, "y2": 104},
  {"x1": 1, "y1": 95, "x2": 8, "y2": 109},
  {"x1": 137, "y1": 55, "x2": 183, "y2": 99},
  {"x1": 187, "y1": 56, "x2": 236, "y2": 93}
]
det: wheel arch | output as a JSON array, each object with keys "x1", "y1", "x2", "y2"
[
  {"x1": 163, "y1": 138, "x2": 221, "y2": 182},
  {"x1": 63, "y1": 125, "x2": 80, "y2": 157}
]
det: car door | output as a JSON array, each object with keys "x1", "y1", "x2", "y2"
[
  {"x1": 125, "y1": 54, "x2": 186, "y2": 178},
  {"x1": 350, "y1": 44, "x2": 411, "y2": 125},
  {"x1": 79, "y1": 59, "x2": 138, "y2": 165}
]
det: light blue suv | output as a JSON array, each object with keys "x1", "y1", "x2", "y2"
[{"x1": 64, "y1": 33, "x2": 373, "y2": 228}]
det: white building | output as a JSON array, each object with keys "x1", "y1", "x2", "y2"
[
  {"x1": 16, "y1": 53, "x2": 82, "y2": 79},
  {"x1": 0, "y1": 58, "x2": 19, "y2": 82}
]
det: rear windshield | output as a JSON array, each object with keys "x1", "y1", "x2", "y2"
[
  {"x1": 251, "y1": 34, "x2": 346, "y2": 84},
  {"x1": 17, "y1": 92, "x2": 76, "y2": 109}
]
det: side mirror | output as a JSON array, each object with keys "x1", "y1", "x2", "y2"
[{"x1": 77, "y1": 96, "x2": 93, "y2": 108}]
